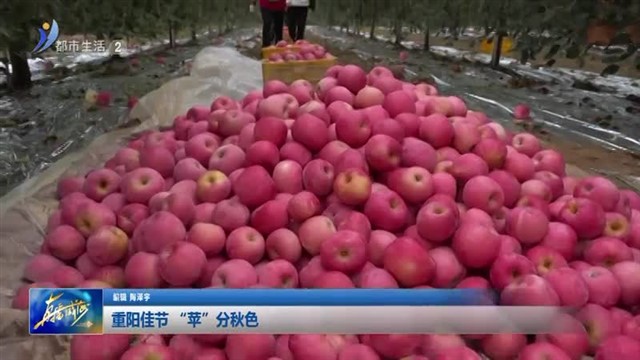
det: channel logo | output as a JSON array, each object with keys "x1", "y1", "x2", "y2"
[
  {"x1": 29, "y1": 288, "x2": 103, "y2": 335},
  {"x1": 32, "y1": 20, "x2": 60, "y2": 54}
]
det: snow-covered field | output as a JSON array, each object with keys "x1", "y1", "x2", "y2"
[{"x1": 333, "y1": 27, "x2": 640, "y2": 97}]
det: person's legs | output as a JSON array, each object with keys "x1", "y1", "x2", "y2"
[
  {"x1": 261, "y1": 7, "x2": 275, "y2": 47},
  {"x1": 272, "y1": 10, "x2": 285, "y2": 43},
  {"x1": 296, "y1": 7, "x2": 309, "y2": 40},
  {"x1": 286, "y1": 8, "x2": 298, "y2": 41}
]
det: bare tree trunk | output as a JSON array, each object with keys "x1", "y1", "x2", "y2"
[
  {"x1": 490, "y1": 32, "x2": 504, "y2": 69},
  {"x1": 423, "y1": 25, "x2": 430, "y2": 50},
  {"x1": 357, "y1": 0, "x2": 364, "y2": 35},
  {"x1": 394, "y1": 20, "x2": 402, "y2": 45},
  {"x1": 168, "y1": 21, "x2": 175, "y2": 48},
  {"x1": 490, "y1": 2, "x2": 507, "y2": 69},
  {"x1": 451, "y1": 19, "x2": 460, "y2": 40},
  {"x1": 8, "y1": 37, "x2": 31, "y2": 90},
  {"x1": 369, "y1": 2, "x2": 378, "y2": 39}
]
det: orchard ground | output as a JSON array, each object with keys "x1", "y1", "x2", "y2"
[
  {"x1": 0, "y1": 27, "x2": 639, "y2": 198},
  {"x1": 375, "y1": 27, "x2": 640, "y2": 79},
  {"x1": 0, "y1": 33, "x2": 221, "y2": 196}
]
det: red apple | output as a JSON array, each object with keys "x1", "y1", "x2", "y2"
[
  {"x1": 383, "y1": 237, "x2": 436, "y2": 287},
  {"x1": 489, "y1": 170, "x2": 522, "y2": 208},
  {"x1": 320, "y1": 230, "x2": 367, "y2": 274},
  {"x1": 610, "y1": 261, "x2": 640, "y2": 307},
  {"x1": 336, "y1": 64, "x2": 367, "y2": 94},
  {"x1": 580, "y1": 266, "x2": 622, "y2": 307},
  {"x1": 500, "y1": 274, "x2": 560, "y2": 306},
  {"x1": 603, "y1": 212, "x2": 631, "y2": 239},
  {"x1": 543, "y1": 267, "x2": 589, "y2": 307},
  {"x1": 291, "y1": 113, "x2": 329, "y2": 152},
  {"x1": 363, "y1": 190, "x2": 409, "y2": 232},
  {"x1": 526, "y1": 245, "x2": 569, "y2": 275},
  {"x1": 507, "y1": 206, "x2": 549, "y2": 245},
  {"x1": 333, "y1": 168, "x2": 372, "y2": 205},
  {"x1": 537, "y1": 313, "x2": 590, "y2": 360},
  {"x1": 574, "y1": 176, "x2": 620, "y2": 212},
  {"x1": 335, "y1": 111, "x2": 371, "y2": 148},
  {"x1": 387, "y1": 167, "x2": 434, "y2": 204},
  {"x1": 489, "y1": 253, "x2": 536, "y2": 290},
  {"x1": 576, "y1": 303, "x2": 618, "y2": 352},
  {"x1": 518, "y1": 342, "x2": 572, "y2": 360},
  {"x1": 481, "y1": 334, "x2": 527, "y2": 360},
  {"x1": 364, "y1": 134, "x2": 402, "y2": 172},
  {"x1": 273, "y1": 160, "x2": 304, "y2": 194},
  {"x1": 583, "y1": 237, "x2": 633, "y2": 267},
  {"x1": 401, "y1": 137, "x2": 437, "y2": 172},
  {"x1": 302, "y1": 159, "x2": 335, "y2": 197},
  {"x1": 416, "y1": 198, "x2": 458, "y2": 243},
  {"x1": 452, "y1": 223, "x2": 501, "y2": 269},
  {"x1": 429, "y1": 247, "x2": 467, "y2": 288},
  {"x1": 594, "y1": 335, "x2": 640, "y2": 360}
]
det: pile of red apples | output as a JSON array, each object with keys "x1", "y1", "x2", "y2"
[
  {"x1": 12, "y1": 62, "x2": 640, "y2": 360},
  {"x1": 267, "y1": 40, "x2": 332, "y2": 62}
]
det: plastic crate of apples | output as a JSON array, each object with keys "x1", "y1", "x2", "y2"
[
  {"x1": 262, "y1": 40, "x2": 337, "y2": 84},
  {"x1": 261, "y1": 39, "x2": 310, "y2": 58}
]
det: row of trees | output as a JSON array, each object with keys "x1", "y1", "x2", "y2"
[
  {"x1": 312, "y1": 0, "x2": 639, "y2": 69},
  {"x1": 1, "y1": 0, "x2": 638, "y2": 91},
  {"x1": 0, "y1": 0, "x2": 257, "y2": 90}
]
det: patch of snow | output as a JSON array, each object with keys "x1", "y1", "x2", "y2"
[
  {"x1": 1, "y1": 58, "x2": 55, "y2": 76},
  {"x1": 430, "y1": 45, "x2": 517, "y2": 66},
  {"x1": 69, "y1": 52, "x2": 110, "y2": 65},
  {"x1": 429, "y1": 46, "x2": 464, "y2": 57}
]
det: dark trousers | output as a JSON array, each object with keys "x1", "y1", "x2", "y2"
[
  {"x1": 261, "y1": 7, "x2": 285, "y2": 47},
  {"x1": 286, "y1": 6, "x2": 309, "y2": 41}
]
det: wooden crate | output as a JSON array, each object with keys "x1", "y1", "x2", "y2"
[{"x1": 262, "y1": 56, "x2": 338, "y2": 84}]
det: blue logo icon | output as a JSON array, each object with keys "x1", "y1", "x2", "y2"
[
  {"x1": 29, "y1": 288, "x2": 103, "y2": 335},
  {"x1": 32, "y1": 20, "x2": 60, "y2": 54}
]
